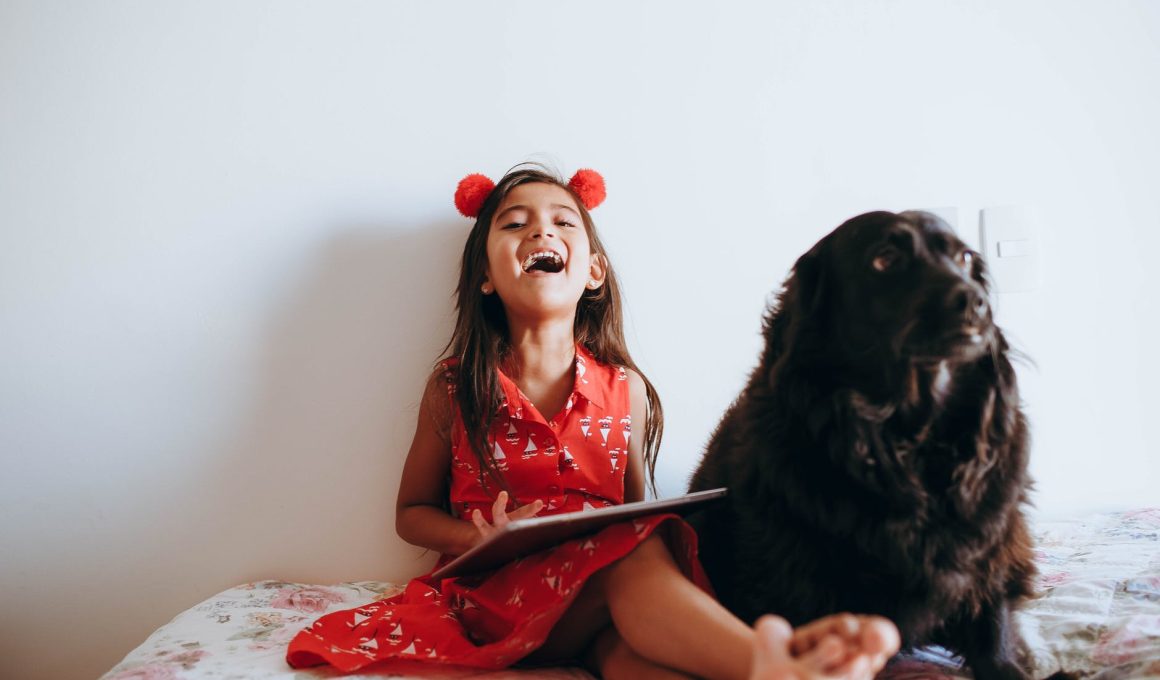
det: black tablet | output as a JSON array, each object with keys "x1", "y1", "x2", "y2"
[{"x1": 431, "y1": 487, "x2": 727, "y2": 580}]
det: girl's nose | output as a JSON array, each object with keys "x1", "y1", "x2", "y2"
[{"x1": 529, "y1": 219, "x2": 558, "y2": 239}]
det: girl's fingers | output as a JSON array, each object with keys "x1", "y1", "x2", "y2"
[
  {"x1": 491, "y1": 491, "x2": 509, "y2": 522},
  {"x1": 478, "y1": 494, "x2": 544, "y2": 535},
  {"x1": 509, "y1": 499, "x2": 544, "y2": 520},
  {"x1": 470, "y1": 509, "x2": 491, "y2": 535}
]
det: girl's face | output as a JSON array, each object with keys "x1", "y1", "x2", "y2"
[{"x1": 483, "y1": 182, "x2": 605, "y2": 321}]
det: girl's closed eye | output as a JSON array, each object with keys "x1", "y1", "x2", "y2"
[{"x1": 502, "y1": 222, "x2": 525, "y2": 230}]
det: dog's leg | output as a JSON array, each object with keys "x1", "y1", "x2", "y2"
[{"x1": 957, "y1": 599, "x2": 1031, "y2": 680}]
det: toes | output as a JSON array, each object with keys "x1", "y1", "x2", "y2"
[
  {"x1": 753, "y1": 616, "x2": 796, "y2": 667},
  {"x1": 754, "y1": 615, "x2": 794, "y2": 661},
  {"x1": 790, "y1": 612, "x2": 863, "y2": 657},
  {"x1": 796, "y1": 634, "x2": 846, "y2": 669},
  {"x1": 859, "y1": 616, "x2": 901, "y2": 659}
]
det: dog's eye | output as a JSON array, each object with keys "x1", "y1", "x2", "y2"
[
  {"x1": 872, "y1": 247, "x2": 902, "y2": 273},
  {"x1": 956, "y1": 250, "x2": 977, "y2": 270}
]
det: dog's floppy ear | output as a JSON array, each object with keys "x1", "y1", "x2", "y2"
[
  {"x1": 953, "y1": 336, "x2": 1024, "y2": 513},
  {"x1": 791, "y1": 239, "x2": 829, "y2": 316},
  {"x1": 763, "y1": 238, "x2": 829, "y2": 381}
]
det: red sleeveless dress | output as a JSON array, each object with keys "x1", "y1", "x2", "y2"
[{"x1": 285, "y1": 345, "x2": 711, "y2": 672}]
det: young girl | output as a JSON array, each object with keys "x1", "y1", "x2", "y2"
[{"x1": 285, "y1": 165, "x2": 900, "y2": 679}]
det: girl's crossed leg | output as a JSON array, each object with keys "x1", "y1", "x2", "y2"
[{"x1": 525, "y1": 533, "x2": 900, "y2": 680}]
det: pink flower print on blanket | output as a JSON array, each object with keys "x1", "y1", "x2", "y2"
[
  {"x1": 1038, "y1": 571, "x2": 1073, "y2": 590},
  {"x1": 1124, "y1": 508, "x2": 1160, "y2": 525},
  {"x1": 105, "y1": 664, "x2": 180, "y2": 680},
  {"x1": 1093, "y1": 615, "x2": 1160, "y2": 666},
  {"x1": 270, "y1": 586, "x2": 346, "y2": 613}
]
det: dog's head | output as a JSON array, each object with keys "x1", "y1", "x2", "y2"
[
  {"x1": 762, "y1": 211, "x2": 1025, "y2": 508},
  {"x1": 770, "y1": 210, "x2": 996, "y2": 385}
]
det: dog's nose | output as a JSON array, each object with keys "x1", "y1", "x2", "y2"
[{"x1": 947, "y1": 283, "x2": 988, "y2": 321}]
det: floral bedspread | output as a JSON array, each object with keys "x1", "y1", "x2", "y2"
[{"x1": 102, "y1": 509, "x2": 1160, "y2": 679}]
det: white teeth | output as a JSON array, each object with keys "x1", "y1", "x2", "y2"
[{"x1": 521, "y1": 250, "x2": 564, "y2": 272}]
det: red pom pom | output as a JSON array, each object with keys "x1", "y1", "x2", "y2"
[
  {"x1": 454, "y1": 173, "x2": 496, "y2": 218},
  {"x1": 568, "y1": 169, "x2": 606, "y2": 210}
]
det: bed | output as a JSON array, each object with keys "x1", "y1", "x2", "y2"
[{"x1": 101, "y1": 508, "x2": 1160, "y2": 679}]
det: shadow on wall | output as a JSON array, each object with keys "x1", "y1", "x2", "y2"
[{"x1": 198, "y1": 219, "x2": 465, "y2": 590}]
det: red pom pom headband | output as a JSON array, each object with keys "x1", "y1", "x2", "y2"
[{"x1": 454, "y1": 169, "x2": 606, "y2": 218}]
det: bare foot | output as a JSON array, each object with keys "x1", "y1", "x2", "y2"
[{"x1": 750, "y1": 614, "x2": 900, "y2": 680}]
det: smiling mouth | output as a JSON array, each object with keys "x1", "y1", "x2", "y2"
[{"x1": 522, "y1": 250, "x2": 565, "y2": 274}]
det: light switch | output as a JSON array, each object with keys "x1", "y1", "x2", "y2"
[
  {"x1": 997, "y1": 239, "x2": 1032, "y2": 258},
  {"x1": 980, "y1": 206, "x2": 1041, "y2": 293}
]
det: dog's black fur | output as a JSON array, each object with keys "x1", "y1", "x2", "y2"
[{"x1": 689, "y1": 211, "x2": 1047, "y2": 679}]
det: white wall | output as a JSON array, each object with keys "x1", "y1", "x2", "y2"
[{"x1": 2, "y1": 1, "x2": 1157, "y2": 678}]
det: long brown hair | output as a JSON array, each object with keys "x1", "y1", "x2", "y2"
[{"x1": 441, "y1": 165, "x2": 665, "y2": 498}]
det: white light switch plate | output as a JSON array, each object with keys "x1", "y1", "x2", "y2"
[{"x1": 980, "y1": 205, "x2": 1041, "y2": 293}]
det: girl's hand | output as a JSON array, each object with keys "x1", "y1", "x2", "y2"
[{"x1": 470, "y1": 491, "x2": 544, "y2": 541}]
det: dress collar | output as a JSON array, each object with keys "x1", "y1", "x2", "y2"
[
  {"x1": 497, "y1": 344, "x2": 606, "y2": 417},
  {"x1": 571, "y1": 344, "x2": 605, "y2": 409}
]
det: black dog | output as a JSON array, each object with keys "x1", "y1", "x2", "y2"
[{"x1": 689, "y1": 210, "x2": 1048, "y2": 679}]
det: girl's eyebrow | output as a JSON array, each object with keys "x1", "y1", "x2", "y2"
[
  {"x1": 495, "y1": 203, "x2": 580, "y2": 221},
  {"x1": 494, "y1": 205, "x2": 527, "y2": 221}
]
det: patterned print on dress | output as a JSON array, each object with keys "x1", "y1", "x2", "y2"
[
  {"x1": 349, "y1": 611, "x2": 372, "y2": 629},
  {"x1": 506, "y1": 588, "x2": 524, "y2": 608},
  {"x1": 609, "y1": 448, "x2": 621, "y2": 472},
  {"x1": 491, "y1": 441, "x2": 508, "y2": 470},
  {"x1": 579, "y1": 416, "x2": 591, "y2": 439},
  {"x1": 620, "y1": 416, "x2": 631, "y2": 446},
  {"x1": 598, "y1": 416, "x2": 612, "y2": 445},
  {"x1": 521, "y1": 436, "x2": 537, "y2": 460},
  {"x1": 505, "y1": 420, "x2": 518, "y2": 444}
]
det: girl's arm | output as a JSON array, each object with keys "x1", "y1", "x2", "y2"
[
  {"x1": 623, "y1": 368, "x2": 648, "y2": 504},
  {"x1": 395, "y1": 371, "x2": 480, "y2": 556}
]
